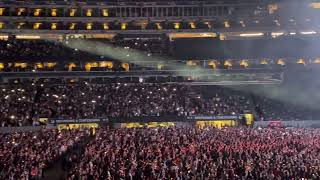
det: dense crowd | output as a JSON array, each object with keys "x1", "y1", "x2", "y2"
[
  {"x1": 37, "y1": 83, "x2": 249, "y2": 119},
  {"x1": 0, "y1": 82, "x2": 319, "y2": 126},
  {"x1": 0, "y1": 86, "x2": 37, "y2": 127},
  {"x1": 0, "y1": 129, "x2": 88, "y2": 180},
  {"x1": 0, "y1": 38, "x2": 168, "y2": 63},
  {"x1": 66, "y1": 127, "x2": 320, "y2": 179}
]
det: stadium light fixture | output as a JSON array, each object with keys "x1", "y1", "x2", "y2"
[
  {"x1": 224, "y1": 21, "x2": 230, "y2": 28},
  {"x1": 121, "y1": 23, "x2": 127, "y2": 30},
  {"x1": 189, "y1": 22, "x2": 196, "y2": 29},
  {"x1": 204, "y1": 22, "x2": 212, "y2": 28},
  {"x1": 174, "y1": 23, "x2": 180, "y2": 29},
  {"x1": 102, "y1": 9, "x2": 109, "y2": 17},
  {"x1": 51, "y1": 9, "x2": 57, "y2": 17},
  {"x1": 0, "y1": 8, "x2": 4, "y2": 16},
  {"x1": 86, "y1": 23, "x2": 93, "y2": 30},
  {"x1": 86, "y1": 9, "x2": 92, "y2": 17},
  {"x1": 155, "y1": 23, "x2": 162, "y2": 30},
  {"x1": 69, "y1": 9, "x2": 76, "y2": 17},
  {"x1": 34, "y1": 9, "x2": 41, "y2": 16},
  {"x1": 33, "y1": 23, "x2": 42, "y2": 30},
  {"x1": 17, "y1": 8, "x2": 26, "y2": 16},
  {"x1": 51, "y1": 23, "x2": 57, "y2": 30},
  {"x1": 103, "y1": 23, "x2": 109, "y2": 30},
  {"x1": 297, "y1": 58, "x2": 305, "y2": 65},
  {"x1": 69, "y1": 23, "x2": 76, "y2": 30},
  {"x1": 17, "y1": 22, "x2": 25, "y2": 29},
  {"x1": 239, "y1": 33, "x2": 264, "y2": 37}
]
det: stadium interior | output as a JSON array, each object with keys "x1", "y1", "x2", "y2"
[{"x1": 0, "y1": 0, "x2": 320, "y2": 179}]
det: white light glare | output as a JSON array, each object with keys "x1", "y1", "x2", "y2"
[
  {"x1": 271, "y1": 32, "x2": 284, "y2": 37},
  {"x1": 239, "y1": 33, "x2": 264, "y2": 37},
  {"x1": 300, "y1": 31, "x2": 316, "y2": 35}
]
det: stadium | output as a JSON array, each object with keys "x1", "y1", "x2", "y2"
[{"x1": 0, "y1": 0, "x2": 320, "y2": 179}]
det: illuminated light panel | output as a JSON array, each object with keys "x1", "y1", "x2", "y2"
[
  {"x1": 0, "y1": 8, "x2": 5, "y2": 16},
  {"x1": 240, "y1": 60, "x2": 249, "y2": 68},
  {"x1": 314, "y1": 58, "x2": 320, "y2": 64},
  {"x1": 260, "y1": 59, "x2": 268, "y2": 65},
  {"x1": 239, "y1": 33, "x2": 264, "y2": 37},
  {"x1": 277, "y1": 59, "x2": 285, "y2": 66},
  {"x1": 189, "y1": 22, "x2": 196, "y2": 29},
  {"x1": 208, "y1": 60, "x2": 217, "y2": 69},
  {"x1": 17, "y1": 8, "x2": 26, "y2": 16},
  {"x1": 0, "y1": 35, "x2": 8, "y2": 40},
  {"x1": 168, "y1": 33, "x2": 217, "y2": 39},
  {"x1": 301, "y1": 31, "x2": 316, "y2": 35},
  {"x1": 224, "y1": 60, "x2": 232, "y2": 67},
  {"x1": 69, "y1": 23, "x2": 76, "y2": 30},
  {"x1": 297, "y1": 58, "x2": 305, "y2": 65},
  {"x1": 51, "y1": 23, "x2": 57, "y2": 30},
  {"x1": 16, "y1": 35, "x2": 40, "y2": 39},
  {"x1": 174, "y1": 22, "x2": 180, "y2": 29},
  {"x1": 69, "y1": 9, "x2": 76, "y2": 17},
  {"x1": 271, "y1": 32, "x2": 284, "y2": 38},
  {"x1": 17, "y1": 22, "x2": 25, "y2": 29},
  {"x1": 121, "y1": 23, "x2": 127, "y2": 30},
  {"x1": 34, "y1": 9, "x2": 41, "y2": 16},
  {"x1": 102, "y1": 9, "x2": 109, "y2": 17},
  {"x1": 86, "y1": 23, "x2": 93, "y2": 30},
  {"x1": 51, "y1": 9, "x2": 57, "y2": 17},
  {"x1": 86, "y1": 9, "x2": 92, "y2": 17},
  {"x1": 224, "y1": 21, "x2": 230, "y2": 28},
  {"x1": 155, "y1": 23, "x2": 162, "y2": 30},
  {"x1": 310, "y1": 3, "x2": 320, "y2": 9},
  {"x1": 103, "y1": 23, "x2": 109, "y2": 30},
  {"x1": 0, "y1": 22, "x2": 4, "y2": 29},
  {"x1": 289, "y1": 32, "x2": 296, "y2": 35},
  {"x1": 204, "y1": 22, "x2": 212, "y2": 28},
  {"x1": 33, "y1": 23, "x2": 41, "y2": 30}
]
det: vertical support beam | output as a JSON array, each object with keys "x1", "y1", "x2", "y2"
[
  {"x1": 171, "y1": 7, "x2": 174, "y2": 17},
  {"x1": 191, "y1": 7, "x2": 194, "y2": 17},
  {"x1": 165, "y1": 7, "x2": 168, "y2": 17}
]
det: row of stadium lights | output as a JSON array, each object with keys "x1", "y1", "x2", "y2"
[
  {"x1": 1, "y1": 3, "x2": 320, "y2": 17},
  {"x1": 0, "y1": 21, "x2": 202, "y2": 30},
  {"x1": 0, "y1": 8, "x2": 109, "y2": 17},
  {"x1": 1, "y1": 58, "x2": 320, "y2": 72}
]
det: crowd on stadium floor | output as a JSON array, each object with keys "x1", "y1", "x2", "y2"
[
  {"x1": 65, "y1": 127, "x2": 320, "y2": 180},
  {"x1": 0, "y1": 129, "x2": 88, "y2": 180}
]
